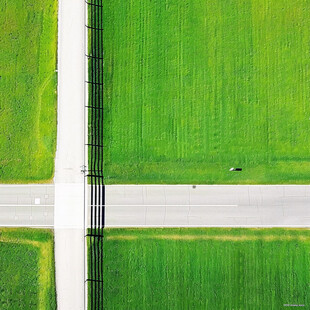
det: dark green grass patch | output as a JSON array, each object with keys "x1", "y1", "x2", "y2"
[
  {"x1": 88, "y1": 228, "x2": 310, "y2": 309},
  {"x1": 0, "y1": 228, "x2": 56, "y2": 309},
  {"x1": 90, "y1": 0, "x2": 310, "y2": 184},
  {"x1": 0, "y1": 0, "x2": 58, "y2": 182}
]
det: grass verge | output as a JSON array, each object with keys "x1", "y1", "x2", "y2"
[
  {"x1": 0, "y1": 0, "x2": 58, "y2": 182},
  {"x1": 0, "y1": 228, "x2": 56, "y2": 309},
  {"x1": 88, "y1": 228, "x2": 310, "y2": 309}
]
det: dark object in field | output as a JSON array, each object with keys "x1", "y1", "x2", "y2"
[{"x1": 229, "y1": 167, "x2": 242, "y2": 171}]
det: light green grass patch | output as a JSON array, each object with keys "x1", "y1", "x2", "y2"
[
  {"x1": 0, "y1": 228, "x2": 56, "y2": 309},
  {"x1": 89, "y1": 228, "x2": 310, "y2": 309},
  {"x1": 94, "y1": 0, "x2": 310, "y2": 184},
  {"x1": 0, "y1": 0, "x2": 58, "y2": 182}
]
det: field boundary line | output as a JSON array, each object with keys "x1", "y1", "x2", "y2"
[
  {"x1": 105, "y1": 184, "x2": 310, "y2": 187},
  {"x1": 0, "y1": 204, "x2": 54, "y2": 207},
  {"x1": 0, "y1": 225, "x2": 54, "y2": 228},
  {"x1": 105, "y1": 204, "x2": 238, "y2": 207},
  {"x1": 0, "y1": 184, "x2": 54, "y2": 187},
  {"x1": 105, "y1": 225, "x2": 310, "y2": 228}
]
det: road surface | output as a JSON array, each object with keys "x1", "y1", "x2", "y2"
[
  {"x1": 104, "y1": 185, "x2": 310, "y2": 227},
  {"x1": 54, "y1": 0, "x2": 85, "y2": 309},
  {"x1": 0, "y1": 185, "x2": 54, "y2": 226}
]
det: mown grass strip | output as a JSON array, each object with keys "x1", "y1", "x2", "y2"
[
  {"x1": 0, "y1": 0, "x2": 58, "y2": 183},
  {"x1": 106, "y1": 234, "x2": 310, "y2": 242},
  {"x1": 94, "y1": 0, "x2": 310, "y2": 184},
  {"x1": 89, "y1": 228, "x2": 310, "y2": 309},
  {"x1": 0, "y1": 228, "x2": 56, "y2": 309}
]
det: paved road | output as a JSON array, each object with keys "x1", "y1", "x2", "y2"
[
  {"x1": 104, "y1": 185, "x2": 310, "y2": 227},
  {"x1": 55, "y1": 0, "x2": 85, "y2": 309},
  {"x1": 0, "y1": 185, "x2": 54, "y2": 226}
]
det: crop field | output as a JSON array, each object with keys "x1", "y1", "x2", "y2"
[
  {"x1": 0, "y1": 0, "x2": 57, "y2": 182},
  {"x1": 0, "y1": 228, "x2": 56, "y2": 309},
  {"x1": 88, "y1": 0, "x2": 310, "y2": 184},
  {"x1": 88, "y1": 228, "x2": 310, "y2": 309}
]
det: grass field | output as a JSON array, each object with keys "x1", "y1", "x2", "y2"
[
  {"x1": 91, "y1": 0, "x2": 310, "y2": 184},
  {"x1": 0, "y1": 0, "x2": 57, "y2": 182},
  {"x1": 0, "y1": 228, "x2": 56, "y2": 309},
  {"x1": 88, "y1": 228, "x2": 310, "y2": 309}
]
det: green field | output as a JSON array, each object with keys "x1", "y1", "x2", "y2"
[
  {"x1": 94, "y1": 0, "x2": 310, "y2": 184},
  {"x1": 0, "y1": 0, "x2": 57, "y2": 182},
  {"x1": 88, "y1": 228, "x2": 310, "y2": 309},
  {"x1": 0, "y1": 228, "x2": 56, "y2": 309}
]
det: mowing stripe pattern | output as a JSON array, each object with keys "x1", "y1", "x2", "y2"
[
  {"x1": 89, "y1": 0, "x2": 310, "y2": 184},
  {"x1": 86, "y1": 1, "x2": 105, "y2": 309}
]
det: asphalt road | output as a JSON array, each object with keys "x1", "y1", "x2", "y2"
[
  {"x1": 0, "y1": 185, "x2": 54, "y2": 226},
  {"x1": 54, "y1": 0, "x2": 85, "y2": 309},
  {"x1": 2, "y1": 184, "x2": 310, "y2": 227},
  {"x1": 104, "y1": 185, "x2": 310, "y2": 227}
]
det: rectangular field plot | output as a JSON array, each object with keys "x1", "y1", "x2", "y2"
[
  {"x1": 89, "y1": 0, "x2": 310, "y2": 184},
  {"x1": 88, "y1": 228, "x2": 310, "y2": 309},
  {"x1": 0, "y1": 228, "x2": 56, "y2": 309},
  {"x1": 0, "y1": 0, "x2": 57, "y2": 182}
]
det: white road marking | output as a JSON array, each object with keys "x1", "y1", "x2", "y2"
[
  {"x1": 106, "y1": 225, "x2": 310, "y2": 228},
  {"x1": 0, "y1": 204, "x2": 53, "y2": 207},
  {"x1": 105, "y1": 204, "x2": 238, "y2": 207},
  {"x1": 0, "y1": 225, "x2": 53, "y2": 227}
]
